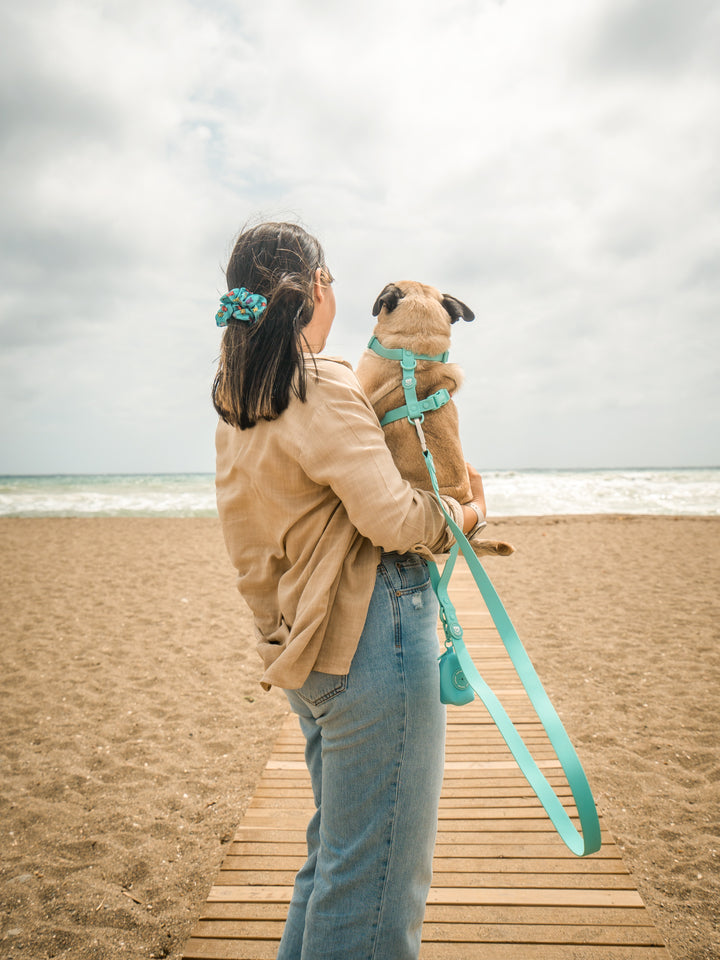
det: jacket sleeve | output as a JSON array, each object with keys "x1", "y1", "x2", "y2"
[{"x1": 297, "y1": 363, "x2": 462, "y2": 555}]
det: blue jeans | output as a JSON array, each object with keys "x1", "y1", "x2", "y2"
[{"x1": 277, "y1": 552, "x2": 446, "y2": 960}]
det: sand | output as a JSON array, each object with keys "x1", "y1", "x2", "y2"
[{"x1": 0, "y1": 515, "x2": 718, "y2": 960}]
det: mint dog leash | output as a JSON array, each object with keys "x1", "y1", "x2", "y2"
[
  {"x1": 366, "y1": 335, "x2": 601, "y2": 856},
  {"x1": 424, "y1": 438, "x2": 601, "y2": 856}
]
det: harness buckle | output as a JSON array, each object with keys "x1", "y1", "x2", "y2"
[{"x1": 427, "y1": 388, "x2": 451, "y2": 411}]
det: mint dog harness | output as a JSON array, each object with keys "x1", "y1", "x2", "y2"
[
  {"x1": 368, "y1": 335, "x2": 602, "y2": 857},
  {"x1": 367, "y1": 336, "x2": 452, "y2": 426}
]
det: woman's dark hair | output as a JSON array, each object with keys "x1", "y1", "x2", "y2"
[{"x1": 212, "y1": 221, "x2": 329, "y2": 429}]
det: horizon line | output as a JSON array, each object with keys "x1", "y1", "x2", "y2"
[{"x1": 1, "y1": 465, "x2": 719, "y2": 480}]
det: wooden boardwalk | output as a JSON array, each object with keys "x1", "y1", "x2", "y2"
[{"x1": 181, "y1": 563, "x2": 670, "y2": 959}]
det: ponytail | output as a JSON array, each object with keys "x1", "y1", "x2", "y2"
[{"x1": 212, "y1": 223, "x2": 327, "y2": 429}]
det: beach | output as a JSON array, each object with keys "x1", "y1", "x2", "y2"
[{"x1": 1, "y1": 515, "x2": 718, "y2": 960}]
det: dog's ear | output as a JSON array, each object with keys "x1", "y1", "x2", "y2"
[
  {"x1": 372, "y1": 284, "x2": 404, "y2": 317},
  {"x1": 442, "y1": 295, "x2": 475, "y2": 324}
]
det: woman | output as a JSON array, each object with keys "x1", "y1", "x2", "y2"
[{"x1": 212, "y1": 222, "x2": 486, "y2": 960}]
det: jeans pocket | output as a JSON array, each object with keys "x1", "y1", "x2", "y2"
[
  {"x1": 395, "y1": 554, "x2": 431, "y2": 594},
  {"x1": 294, "y1": 670, "x2": 349, "y2": 707}
]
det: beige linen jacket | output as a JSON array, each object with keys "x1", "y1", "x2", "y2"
[{"x1": 215, "y1": 356, "x2": 463, "y2": 690}]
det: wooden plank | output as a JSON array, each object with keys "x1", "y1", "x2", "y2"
[
  {"x1": 182, "y1": 939, "x2": 669, "y2": 960},
  {"x1": 419, "y1": 923, "x2": 664, "y2": 946},
  {"x1": 181, "y1": 560, "x2": 670, "y2": 959},
  {"x1": 226, "y1": 843, "x2": 623, "y2": 862},
  {"x1": 216, "y1": 870, "x2": 637, "y2": 890},
  {"x1": 230, "y1": 825, "x2": 591, "y2": 845},
  {"x1": 241, "y1": 809, "x2": 587, "y2": 827},
  {"x1": 418, "y1": 947, "x2": 668, "y2": 960},
  {"x1": 198, "y1": 900, "x2": 659, "y2": 926},
  {"x1": 188, "y1": 919, "x2": 663, "y2": 946},
  {"x1": 181, "y1": 941, "x2": 278, "y2": 960},
  {"x1": 247, "y1": 793, "x2": 577, "y2": 809},
  {"x1": 204, "y1": 884, "x2": 644, "y2": 909},
  {"x1": 218, "y1": 855, "x2": 628, "y2": 874}
]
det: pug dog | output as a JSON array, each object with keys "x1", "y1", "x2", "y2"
[{"x1": 356, "y1": 280, "x2": 513, "y2": 557}]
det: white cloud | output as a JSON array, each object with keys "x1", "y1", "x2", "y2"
[{"x1": 0, "y1": 0, "x2": 718, "y2": 472}]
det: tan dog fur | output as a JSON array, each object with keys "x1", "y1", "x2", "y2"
[{"x1": 356, "y1": 281, "x2": 513, "y2": 558}]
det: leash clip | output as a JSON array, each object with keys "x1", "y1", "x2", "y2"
[{"x1": 412, "y1": 417, "x2": 428, "y2": 452}]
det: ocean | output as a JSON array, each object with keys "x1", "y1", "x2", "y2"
[{"x1": 0, "y1": 469, "x2": 718, "y2": 518}]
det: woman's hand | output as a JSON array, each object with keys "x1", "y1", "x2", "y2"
[
  {"x1": 461, "y1": 462, "x2": 487, "y2": 536},
  {"x1": 465, "y1": 462, "x2": 486, "y2": 514}
]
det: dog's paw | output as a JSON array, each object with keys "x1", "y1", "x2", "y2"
[{"x1": 469, "y1": 538, "x2": 515, "y2": 557}]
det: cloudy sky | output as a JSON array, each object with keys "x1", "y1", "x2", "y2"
[{"x1": 1, "y1": 0, "x2": 718, "y2": 474}]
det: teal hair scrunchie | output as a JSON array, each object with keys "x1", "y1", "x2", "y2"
[{"x1": 215, "y1": 287, "x2": 268, "y2": 327}]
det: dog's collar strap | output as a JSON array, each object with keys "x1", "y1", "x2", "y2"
[
  {"x1": 367, "y1": 335, "x2": 449, "y2": 364},
  {"x1": 367, "y1": 335, "x2": 451, "y2": 427}
]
